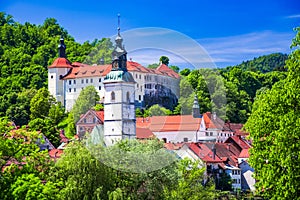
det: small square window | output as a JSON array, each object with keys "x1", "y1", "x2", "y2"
[{"x1": 50, "y1": 75, "x2": 53, "y2": 79}]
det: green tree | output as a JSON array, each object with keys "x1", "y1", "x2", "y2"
[
  {"x1": 164, "y1": 159, "x2": 216, "y2": 200},
  {"x1": 83, "y1": 38, "x2": 113, "y2": 65},
  {"x1": 71, "y1": 85, "x2": 100, "y2": 123},
  {"x1": 244, "y1": 27, "x2": 300, "y2": 199},
  {"x1": 148, "y1": 104, "x2": 172, "y2": 116},
  {"x1": 159, "y1": 56, "x2": 169, "y2": 66},
  {"x1": 169, "y1": 65, "x2": 180, "y2": 73},
  {"x1": 50, "y1": 142, "x2": 113, "y2": 200},
  {"x1": 0, "y1": 121, "x2": 56, "y2": 199},
  {"x1": 30, "y1": 87, "x2": 55, "y2": 120},
  {"x1": 147, "y1": 63, "x2": 159, "y2": 69},
  {"x1": 179, "y1": 68, "x2": 191, "y2": 76}
]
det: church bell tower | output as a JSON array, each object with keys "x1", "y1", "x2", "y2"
[{"x1": 103, "y1": 15, "x2": 136, "y2": 146}]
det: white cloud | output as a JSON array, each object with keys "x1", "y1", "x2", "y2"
[
  {"x1": 285, "y1": 14, "x2": 300, "y2": 19},
  {"x1": 111, "y1": 28, "x2": 294, "y2": 69},
  {"x1": 197, "y1": 31, "x2": 294, "y2": 67}
]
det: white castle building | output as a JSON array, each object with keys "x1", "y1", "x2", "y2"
[
  {"x1": 48, "y1": 20, "x2": 180, "y2": 145},
  {"x1": 48, "y1": 33, "x2": 180, "y2": 112}
]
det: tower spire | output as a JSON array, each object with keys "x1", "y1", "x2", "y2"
[
  {"x1": 117, "y1": 13, "x2": 121, "y2": 36},
  {"x1": 111, "y1": 13, "x2": 127, "y2": 71}
]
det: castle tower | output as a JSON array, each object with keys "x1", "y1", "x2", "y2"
[
  {"x1": 103, "y1": 15, "x2": 136, "y2": 146},
  {"x1": 48, "y1": 37, "x2": 72, "y2": 106}
]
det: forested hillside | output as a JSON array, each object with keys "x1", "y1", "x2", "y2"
[
  {"x1": 176, "y1": 53, "x2": 288, "y2": 123},
  {"x1": 222, "y1": 53, "x2": 288, "y2": 73}
]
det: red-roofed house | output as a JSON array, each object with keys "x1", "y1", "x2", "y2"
[
  {"x1": 136, "y1": 115, "x2": 202, "y2": 143},
  {"x1": 136, "y1": 112, "x2": 238, "y2": 143},
  {"x1": 76, "y1": 109, "x2": 104, "y2": 138}
]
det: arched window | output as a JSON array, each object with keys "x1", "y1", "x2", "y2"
[
  {"x1": 111, "y1": 91, "x2": 115, "y2": 101},
  {"x1": 126, "y1": 92, "x2": 130, "y2": 103}
]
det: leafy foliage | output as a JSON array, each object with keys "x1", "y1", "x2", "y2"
[
  {"x1": 244, "y1": 28, "x2": 300, "y2": 199},
  {"x1": 159, "y1": 55, "x2": 169, "y2": 65},
  {"x1": 0, "y1": 122, "x2": 57, "y2": 199}
]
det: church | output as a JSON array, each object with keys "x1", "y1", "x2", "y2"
[{"x1": 48, "y1": 20, "x2": 180, "y2": 145}]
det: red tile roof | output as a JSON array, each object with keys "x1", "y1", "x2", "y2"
[
  {"x1": 48, "y1": 57, "x2": 73, "y2": 68},
  {"x1": 136, "y1": 127, "x2": 155, "y2": 139},
  {"x1": 156, "y1": 64, "x2": 180, "y2": 79},
  {"x1": 95, "y1": 110, "x2": 104, "y2": 122},
  {"x1": 62, "y1": 64, "x2": 112, "y2": 80},
  {"x1": 136, "y1": 115, "x2": 202, "y2": 132},
  {"x1": 225, "y1": 135, "x2": 251, "y2": 150},
  {"x1": 57, "y1": 61, "x2": 180, "y2": 80},
  {"x1": 239, "y1": 148, "x2": 250, "y2": 158},
  {"x1": 48, "y1": 149, "x2": 64, "y2": 159},
  {"x1": 188, "y1": 142, "x2": 242, "y2": 166},
  {"x1": 203, "y1": 112, "x2": 228, "y2": 130},
  {"x1": 164, "y1": 142, "x2": 185, "y2": 150}
]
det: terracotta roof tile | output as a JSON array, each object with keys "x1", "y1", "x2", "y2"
[
  {"x1": 164, "y1": 142, "x2": 185, "y2": 150},
  {"x1": 225, "y1": 135, "x2": 251, "y2": 150},
  {"x1": 60, "y1": 61, "x2": 180, "y2": 80},
  {"x1": 239, "y1": 148, "x2": 250, "y2": 158},
  {"x1": 136, "y1": 115, "x2": 201, "y2": 132},
  {"x1": 48, "y1": 149, "x2": 64, "y2": 159},
  {"x1": 156, "y1": 64, "x2": 180, "y2": 79},
  {"x1": 62, "y1": 64, "x2": 111, "y2": 80},
  {"x1": 48, "y1": 57, "x2": 73, "y2": 68},
  {"x1": 136, "y1": 127, "x2": 155, "y2": 139}
]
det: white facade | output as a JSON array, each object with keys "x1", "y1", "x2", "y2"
[
  {"x1": 64, "y1": 77, "x2": 105, "y2": 111},
  {"x1": 103, "y1": 76, "x2": 136, "y2": 146},
  {"x1": 48, "y1": 67, "x2": 69, "y2": 107},
  {"x1": 225, "y1": 167, "x2": 242, "y2": 190}
]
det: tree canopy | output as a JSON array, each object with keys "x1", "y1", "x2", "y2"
[{"x1": 244, "y1": 27, "x2": 300, "y2": 199}]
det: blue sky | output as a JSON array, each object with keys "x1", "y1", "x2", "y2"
[{"x1": 1, "y1": 0, "x2": 300, "y2": 68}]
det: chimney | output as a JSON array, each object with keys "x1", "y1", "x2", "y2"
[
  {"x1": 212, "y1": 144, "x2": 216, "y2": 160},
  {"x1": 212, "y1": 112, "x2": 217, "y2": 120}
]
